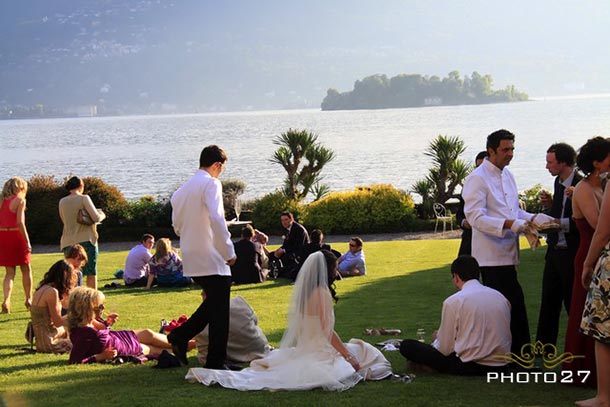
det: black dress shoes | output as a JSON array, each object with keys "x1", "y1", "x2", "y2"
[{"x1": 167, "y1": 331, "x2": 188, "y2": 366}]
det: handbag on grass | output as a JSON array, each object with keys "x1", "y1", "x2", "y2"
[{"x1": 77, "y1": 208, "x2": 94, "y2": 225}]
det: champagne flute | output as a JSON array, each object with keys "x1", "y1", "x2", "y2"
[{"x1": 234, "y1": 198, "x2": 242, "y2": 221}]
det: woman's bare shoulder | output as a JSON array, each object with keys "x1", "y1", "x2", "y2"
[{"x1": 9, "y1": 196, "x2": 25, "y2": 210}]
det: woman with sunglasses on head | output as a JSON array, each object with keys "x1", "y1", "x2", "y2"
[
  {"x1": 67, "y1": 287, "x2": 194, "y2": 364},
  {"x1": 28, "y1": 260, "x2": 76, "y2": 353}
]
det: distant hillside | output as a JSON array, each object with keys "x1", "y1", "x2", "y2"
[{"x1": 321, "y1": 71, "x2": 528, "y2": 111}]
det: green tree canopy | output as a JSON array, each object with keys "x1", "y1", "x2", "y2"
[{"x1": 321, "y1": 70, "x2": 528, "y2": 110}]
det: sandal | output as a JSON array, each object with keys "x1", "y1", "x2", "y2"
[
  {"x1": 25, "y1": 298, "x2": 32, "y2": 310},
  {"x1": 1, "y1": 302, "x2": 9, "y2": 314}
]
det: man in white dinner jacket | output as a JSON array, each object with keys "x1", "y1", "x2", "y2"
[
  {"x1": 168, "y1": 145, "x2": 236, "y2": 368},
  {"x1": 462, "y1": 129, "x2": 551, "y2": 355}
]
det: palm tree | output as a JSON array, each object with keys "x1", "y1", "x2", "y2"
[
  {"x1": 412, "y1": 135, "x2": 472, "y2": 215},
  {"x1": 270, "y1": 129, "x2": 335, "y2": 200}
]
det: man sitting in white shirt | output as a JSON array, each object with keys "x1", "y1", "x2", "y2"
[
  {"x1": 123, "y1": 234, "x2": 154, "y2": 287},
  {"x1": 338, "y1": 237, "x2": 366, "y2": 277},
  {"x1": 400, "y1": 255, "x2": 512, "y2": 375}
]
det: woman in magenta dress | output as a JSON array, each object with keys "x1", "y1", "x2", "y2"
[
  {"x1": 564, "y1": 137, "x2": 610, "y2": 387},
  {"x1": 0, "y1": 177, "x2": 32, "y2": 314},
  {"x1": 67, "y1": 287, "x2": 194, "y2": 364}
]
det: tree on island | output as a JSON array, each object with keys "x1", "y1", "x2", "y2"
[
  {"x1": 270, "y1": 129, "x2": 335, "y2": 201},
  {"x1": 412, "y1": 135, "x2": 471, "y2": 217},
  {"x1": 321, "y1": 71, "x2": 528, "y2": 111}
]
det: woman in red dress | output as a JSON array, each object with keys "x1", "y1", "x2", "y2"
[
  {"x1": 0, "y1": 177, "x2": 32, "y2": 314},
  {"x1": 564, "y1": 137, "x2": 610, "y2": 388}
]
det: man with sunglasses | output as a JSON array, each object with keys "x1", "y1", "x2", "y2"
[{"x1": 338, "y1": 237, "x2": 366, "y2": 277}]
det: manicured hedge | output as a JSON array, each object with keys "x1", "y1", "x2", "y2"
[
  {"x1": 25, "y1": 175, "x2": 172, "y2": 244},
  {"x1": 303, "y1": 184, "x2": 417, "y2": 234},
  {"x1": 251, "y1": 190, "x2": 305, "y2": 234},
  {"x1": 25, "y1": 176, "x2": 422, "y2": 244}
]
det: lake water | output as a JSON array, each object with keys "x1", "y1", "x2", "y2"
[{"x1": 1, "y1": 96, "x2": 610, "y2": 201}]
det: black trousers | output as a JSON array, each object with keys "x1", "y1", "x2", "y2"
[
  {"x1": 457, "y1": 229, "x2": 473, "y2": 256},
  {"x1": 399, "y1": 339, "x2": 507, "y2": 375},
  {"x1": 480, "y1": 265, "x2": 530, "y2": 355},
  {"x1": 535, "y1": 247, "x2": 575, "y2": 346},
  {"x1": 168, "y1": 275, "x2": 231, "y2": 368}
]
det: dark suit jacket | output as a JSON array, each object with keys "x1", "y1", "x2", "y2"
[
  {"x1": 456, "y1": 195, "x2": 473, "y2": 256},
  {"x1": 299, "y1": 242, "x2": 332, "y2": 264},
  {"x1": 281, "y1": 221, "x2": 310, "y2": 258},
  {"x1": 231, "y1": 239, "x2": 264, "y2": 285},
  {"x1": 545, "y1": 172, "x2": 582, "y2": 251}
]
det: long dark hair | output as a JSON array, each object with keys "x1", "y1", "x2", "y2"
[
  {"x1": 321, "y1": 249, "x2": 339, "y2": 302},
  {"x1": 37, "y1": 260, "x2": 75, "y2": 300}
]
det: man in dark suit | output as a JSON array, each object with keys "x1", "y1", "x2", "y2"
[
  {"x1": 535, "y1": 142, "x2": 581, "y2": 347},
  {"x1": 270, "y1": 212, "x2": 309, "y2": 278},
  {"x1": 299, "y1": 229, "x2": 332, "y2": 264},
  {"x1": 456, "y1": 151, "x2": 488, "y2": 256},
  {"x1": 231, "y1": 225, "x2": 267, "y2": 285}
]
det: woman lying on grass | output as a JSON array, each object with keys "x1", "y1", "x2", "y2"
[{"x1": 67, "y1": 286, "x2": 194, "y2": 364}]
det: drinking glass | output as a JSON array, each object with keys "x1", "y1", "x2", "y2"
[
  {"x1": 234, "y1": 198, "x2": 242, "y2": 221},
  {"x1": 416, "y1": 328, "x2": 426, "y2": 343}
]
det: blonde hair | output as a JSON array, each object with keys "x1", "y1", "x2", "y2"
[
  {"x1": 2, "y1": 177, "x2": 27, "y2": 199},
  {"x1": 67, "y1": 287, "x2": 104, "y2": 330},
  {"x1": 153, "y1": 238, "x2": 173, "y2": 262}
]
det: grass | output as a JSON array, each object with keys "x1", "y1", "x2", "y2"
[{"x1": 0, "y1": 238, "x2": 595, "y2": 406}]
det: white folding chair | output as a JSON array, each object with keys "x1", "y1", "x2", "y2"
[{"x1": 433, "y1": 203, "x2": 453, "y2": 233}]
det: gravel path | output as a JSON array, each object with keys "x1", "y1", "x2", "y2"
[{"x1": 33, "y1": 230, "x2": 461, "y2": 254}]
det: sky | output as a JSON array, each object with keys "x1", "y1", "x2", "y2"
[{"x1": 1, "y1": 0, "x2": 609, "y2": 111}]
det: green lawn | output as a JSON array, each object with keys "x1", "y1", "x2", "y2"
[{"x1": 0, "y1": 238, "x2": 594, "y2": 406}]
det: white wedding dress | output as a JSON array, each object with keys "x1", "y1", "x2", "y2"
[{"x1": 185, "y1": 252, "x2": 392, "y2": 391}]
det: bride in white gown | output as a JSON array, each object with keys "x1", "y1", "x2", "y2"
[{"x1": 186, "y1": 250, "x2": 392, "y2": 391}]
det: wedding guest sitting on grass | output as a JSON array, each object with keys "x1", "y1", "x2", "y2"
[
  {"x1": 299, "y1": 229, "x2": 332, "y2": 264},
  {"x1": 147, "y1": 238, "x2": 192, "y2": 289},
  {"x1": 28, "y1": 260, "x2": 76, "y2": 354},
  {"x1": 231, "y1": 225, "x2": 268, "y2": 285},
  {"x1": 123, "y1": 234, "x2": 154, "y2": 287},
  {"x1": 252, "y1": 228, "x2": 270, "y2": 269},
  {"x1": 400, "y1": 255, "x2": 511, "y2": 375},
  {"x1": 67, "y1": 286, "x2": 195, "y2": 364},
  {"x1": 338, "y1": 237, "x2": 366, "y2": 277},
  {"x1": 64, "y1": 244, "x2": 88, "y2": 288}
]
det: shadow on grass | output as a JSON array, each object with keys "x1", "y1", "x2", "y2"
[
  {"x1": 0, "y1": 355, "x2": 67, "y2": 374},
  {"x1": 1, "y1": 244, "x2": 595, "y2": 407},
  {"x1": 100, "y1": 277, "x2": 295, "y2": 298}
]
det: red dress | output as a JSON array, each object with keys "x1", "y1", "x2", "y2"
[
  {"x1": 563, "y1": 218, "x2": 596, "y2": 387},
  {"x1": 0, "y1": 195, "x2": 30, "y2": 266}
]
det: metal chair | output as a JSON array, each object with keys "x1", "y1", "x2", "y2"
[{"x1": 433, "y1": 203, "x2": 453, "y2": 233}]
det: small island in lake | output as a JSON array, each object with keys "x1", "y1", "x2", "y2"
[{"x1": 321, "y1": 70, "x2": 528, "y2": 111}]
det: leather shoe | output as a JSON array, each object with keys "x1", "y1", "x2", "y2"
[{"x1": 167, "y1": 332, "x2": 188, "y2": 366}]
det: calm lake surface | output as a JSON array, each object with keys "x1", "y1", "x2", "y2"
[{"x1": 1, "y1": 96, "x2": 610, "y2": 201}]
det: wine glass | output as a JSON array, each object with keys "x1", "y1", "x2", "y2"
[{"x1": 234, "y1": 198, "x2": 242, "y2": 221}]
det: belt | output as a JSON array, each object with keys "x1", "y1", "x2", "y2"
[{"x1": 0, "y1": 227, "x2": 19, "y2": 231}]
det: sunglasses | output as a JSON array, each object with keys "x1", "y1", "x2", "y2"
[{"x1": 97, "y1": 303, "x2": 105, "y2": 312}]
